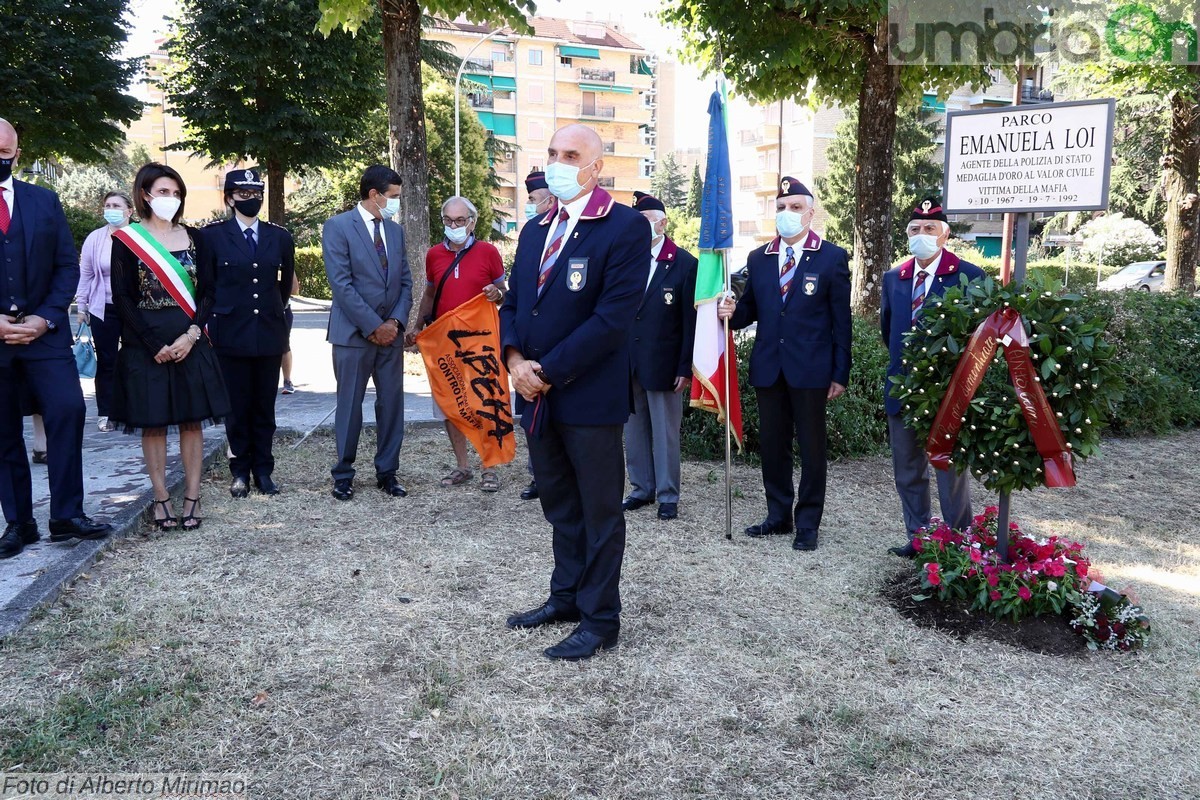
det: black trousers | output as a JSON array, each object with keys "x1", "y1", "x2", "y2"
[
  {"x1": 0, "y1": 355, "x2": 86, "y2": 521},
  {"x1": 218, "y1": 353, "x2": 283, "y2": 480},
  {"x1": 90, "y1": 304, "x2": 121, "y2": 418},
  {"x1": 529, "y1": 421, "x2": 626, "y2": 638},
  {"x1": 755, "y1": 377, "x2": 828, "y2": 531}
]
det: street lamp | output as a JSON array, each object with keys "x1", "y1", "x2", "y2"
[{"x1": 455, "y1": 27, "x2": 508, "y2": 197}]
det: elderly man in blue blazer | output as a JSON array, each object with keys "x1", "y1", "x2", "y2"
[
  {"x1": 500, "y1": 123, "x2": 650, "y2": 661},
  {"x1": 881, "y1": 198, "x2": 984, "y2": 558},
  {"x1": 717, "y1": 177, "x2": 851, "y2": 552},
  {"x1": 322, "y1": 165, "x2": 413, "y2": 502},
  {"x1": 0, "y1": 118, "x2": 112, "y2": 559}
]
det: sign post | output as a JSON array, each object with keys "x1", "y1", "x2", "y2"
[{"x1": 943, "y1": 98, "x2": 1115, "y2": 560}]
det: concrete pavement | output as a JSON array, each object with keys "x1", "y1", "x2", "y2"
[{"x1": 0, "y1": 301, "x2": 439, "y2": 638}]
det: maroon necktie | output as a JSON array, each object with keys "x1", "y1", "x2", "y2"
[
  {"x1": 0, "y1": 188, "x2": 10, "y2": 235},
  {"x1": 538, "y1": 209, "x2": 570, "y2": 294}
]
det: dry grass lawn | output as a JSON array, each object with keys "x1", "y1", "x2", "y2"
[{"x1": 2, "y1": 428, "x2": 1199, "y2": 800}]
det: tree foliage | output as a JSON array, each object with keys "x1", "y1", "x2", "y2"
[
  {"x1": 684, "y1": 164, "x2": 703, "y2": 218},
  {"x1": 1, "y1": 0, "x2": 141, "y2": 163},
  {"x1": 54, "y1": 144, "x2": 153, "y2": 211},
  {"x1": 651, "y1": 152, "x2": 687, "y2": 209},
  {"x1": 162, "y1": 0, "x2": 385, "y2": 223}
]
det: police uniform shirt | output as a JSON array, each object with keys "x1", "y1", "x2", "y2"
[
  {"x1": 646, "y1": 236, "x2": 664, "y2": 289},
  {"x1": 236, "y1": 215, "x2": 260, "y2": 247},
  {"x1": 539, "y1": 190, "x2": 592, "y2": 265},
  {"x1": 356, "y1": 203, "x2": 386, "y2": 256}
]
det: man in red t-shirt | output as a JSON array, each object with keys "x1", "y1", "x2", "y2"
[{"x1": 407, "y1": 196, "x2": 506, "y2": 491}]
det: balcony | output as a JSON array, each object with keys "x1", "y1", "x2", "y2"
[
  {"x1": 602, "y1": 140, "x2": 651, "y2": 158},
  {"x1": 597, "y1": 176, "x2": 616, "y2": 188},
  {"x1": 577, "y1": 104, "x2": 617, "y2": 120},
  {"x1": 469, "y1": 95, "x2": 494, "y2": 110},
  {"x1": 463, "y1": 58, "x2": 492, "y2": 73},
  {"x1": 756, "y1": 124, "x2": 781, "y2": 150},
  {"x1": 494, "y1": 96, "x2": 516, "y2": 114},
  {"x1": 1020, "y1": 83, "x2": 1055, "y2": 104},
  {"x1": 754, "y1": 171, "x2": 780, "y2": 193},
  {"x1": 578, "y1": 66, "x2": 617, "y2": 83}
]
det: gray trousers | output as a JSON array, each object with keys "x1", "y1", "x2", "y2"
[
  {"x1": 331, "y1": 343, "x2": 405, "y2": 481},
  {"x1": 888, "y1": 413, "x2": 972, "y2": 537},
  {"x1": 623, "y1": 378, "x2": 683, "y2": 504}
]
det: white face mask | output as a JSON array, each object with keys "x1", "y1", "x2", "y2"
[
  {"x1": 148, "y1": 196, "x2": 181, "y2": 222},
  {"x1": 648, "y1": 216, "x2": 664, "y2": 243},
  {"x1": 908, "y1": 234, "x2": 941, "y2": 260},
  {"x1": 524, "y1": 203, "x2": 541, "y2": 220},
  {"x1": 444, "y1": 225, "x2": 469, "y2": 245},
  {"x1": 545, "y1": 159, "x2": 596, "y2": 201},
  {"x1": 776, "y1": 209, "x2": 808, "y2": 239}
]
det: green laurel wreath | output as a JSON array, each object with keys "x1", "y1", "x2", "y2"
[{"x1": 892, "y1": 275, "x2": 1123, "y2": 494}]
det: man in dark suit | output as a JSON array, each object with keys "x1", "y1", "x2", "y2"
[
  {"x1": 322, "y1": 165, "x2": 413, "y2": 501},
  {"x1": 882, "y1": 198, "x2": 984, "y2": 557},
  {"x1": 0, "y1": 118, "x2": 112, "y2": 559},
  {"x1": 500, "y1": 123, "x2": 650, "y2": 661},
  {"x1": 622, "y1": 191, "x2": 697, "y2": 521},
  {"x1": 201, "y1": 168, "x2": 294, "y2": 498},
  {"x1": 717, "y1": 177, "x2": 851, "y2": 552}
]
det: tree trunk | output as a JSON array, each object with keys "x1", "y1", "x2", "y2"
[
  {"x1": 1163, "y1": 65, "x2": 1200, "y2": 294},
  {"x1": 266, "y1": 158, "x2": 285, "y2": 226},
  {"x1": 850, "y1": 20, "x2": 901, "y2": 316},
  {"x1": 382, "y1": 0, "x2": 430, "y2": 330}
]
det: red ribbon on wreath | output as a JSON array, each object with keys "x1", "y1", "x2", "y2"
[{"x1": 925, "y1": 307, "x2": 1075, "y2": 487}]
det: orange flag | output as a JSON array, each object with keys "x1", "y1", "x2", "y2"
[{"x1": 415, "y1": 294, "x2": 516, "y2": 468}]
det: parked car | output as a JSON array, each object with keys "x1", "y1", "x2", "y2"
[{"x1": 1099, "y1": 260, "x2": 1166, "y2": 292}]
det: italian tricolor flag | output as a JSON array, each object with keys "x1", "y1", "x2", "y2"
[
  {"x1": 690, "y1": 250, "x2": 743, "y2": 451},
  {"x1": 112, "y1": 222, "x2": 198, "y2": 318}
]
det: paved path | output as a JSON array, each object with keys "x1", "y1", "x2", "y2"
[{"x1": 0, "y1": 302, "x2": 439, "y2": 637}]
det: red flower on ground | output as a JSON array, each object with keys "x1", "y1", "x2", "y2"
[
  {"x1": 925, "y1": 562, "x2": 942, "y2": 586},
  {"x1": 969, "y1": 548, "x2": 983, "y2": 564},
  {"x1": 1018, "y1": 586, "x2": 1032, "y2": 601},
  {"x1": 989, "y1": 590, "x2": 1002, "y2": 601}
]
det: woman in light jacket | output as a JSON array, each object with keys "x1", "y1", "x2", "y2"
[{"x1": 76, "y1": 191, "x2": 133, "y2": 431}]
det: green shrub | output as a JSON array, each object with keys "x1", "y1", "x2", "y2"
[
  {"x1": 680, "y1": 315, "x2": 890, "y2": 463},
  {"x1": 295, "y1": 246, "x2": 331, "y2": 300},
  {"x1": 63, "y1": 204, "x2": 102, "y2": 252}
]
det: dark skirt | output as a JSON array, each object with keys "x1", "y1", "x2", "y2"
[{"x1": 110, "y1": 307, "x2": 231, "y2": 433}]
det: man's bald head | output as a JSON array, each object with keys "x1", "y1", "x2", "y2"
[
  {"x1": 0, "y1": 119, "x2": 19, "y2": 164},
  {"x1": 546, "y1": 124, "x2": 604, "y2": 204}
]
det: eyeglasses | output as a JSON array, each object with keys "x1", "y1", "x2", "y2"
[
  {"x1": 441, "y1": 216, "x2": 472, "y2": 227},
  {"x1": 233, "y1": 190, "x2": 264, "y2": 200}
]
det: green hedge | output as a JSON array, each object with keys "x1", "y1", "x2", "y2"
[
  {"x1": 295, "y1": 246, "x2": 332, "y2": 300},
  {"x1": 680, "y1": 291, "x2": 1200, "y2": 463}
]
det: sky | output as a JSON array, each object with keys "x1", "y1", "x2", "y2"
[{"x1": 122, "y1": 0, "x2": 715, "y2": 148}]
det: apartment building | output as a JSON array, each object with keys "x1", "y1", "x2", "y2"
[{"x1": 428, "y1": 16, "x2": 659, "y2": 233}]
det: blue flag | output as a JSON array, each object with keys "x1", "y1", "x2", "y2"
[{"x1": 698, "y1": 90, "x2": 733, "y2": 251}]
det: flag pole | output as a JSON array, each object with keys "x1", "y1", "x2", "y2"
[{"x1": 723, "y1": 251, "x2": 733, "y2": 540}]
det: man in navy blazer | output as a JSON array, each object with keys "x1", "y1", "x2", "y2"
[
  {"x1": 718, "y1": 177, "x2": 851, "y2": 552},
  {"x1": 322, "y1": 165, "x2": 413, "y2": 502},
  {"x1": 0, "y1": 119, "x2": 112, "y2": 559},
  {"x1": 500, "y1": 124, "x2": 650, "y2": 661},
  {"x1": 622, "y1": 191, "x2": 697, "y2": 521},
  {"x1": 881, "y1": 198, "x2": 984, "y2": 558}
]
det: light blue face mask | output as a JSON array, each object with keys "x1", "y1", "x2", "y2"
[
  {"x1": 908, "y1": 234, "x2": 941, "y2": 260},
  {"x1": 524, "y1": 203, "x2": 541, "y2": 220},
  {"x1": 545, "y1": 159, "x2": 597, "y2": 201},
  {"x1": 444, "y1": 225, "x2": 469, "y2": 244},
  {"x1": 378, "y1": 195, "x2": 401, "y2": 218},
  {"x1": 775, "y1": 209, "x2": 808, "y2": 239},
  {"x1": 103, "y1": 209, "x2": 126, "y2": 226}
]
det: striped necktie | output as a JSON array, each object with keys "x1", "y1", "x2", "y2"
[
  {"x1": 373, "y1": 218, "x2": 387, "y2": 274},
  {"x1": 538, "y1": 209, "x2": 570, "y2": 295},
  {"x1": 911, "y1": 269, "x2": 929, "y2": 324},
  {"x1": 779, "y1": 246, "x2": 796, "y2": 297}
]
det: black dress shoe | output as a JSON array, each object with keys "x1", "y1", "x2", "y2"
[
  {"x1": 792, "y1": 528, "x2": 819, "y2": 551},
  {"x1": 331, "y1": 479, "x2": 354, "y2": 501},
  {"x1": 519, "y1": 480, "x2": 539, "y2": 501},
  {"x1": 544, "y1": 628, "x2": 619, "y2": 661},
  {"x1": 48, "y1": 515, "x2": 113, "y2": 542},
  {"x1": 888, "y1": 541, "x2": 919, "y2": 558},
  {"x1": 506, "y1": 602, "x2": 582, "y2": 630},
  {"x1": 230, "y1": 476, "x2": 250, "y2": 499},
  {"x1": 377, "y1": 474, "x2": 407, "y2": 497},
  {"x1": 622, "y1": 495, "x2": 652, "y2": 512},
  {"x1": 253, "y1": 474, "x2": 280, "y2": 495},
  {"x1": 745, "y1": 519, "x2": 793, "y2": 538},
  {"x1": 657, "y1": 502, "x2": 678, "y2": 520},
  {"x1": 0, "y1": 520, "x2": 39, "y2": 559}
]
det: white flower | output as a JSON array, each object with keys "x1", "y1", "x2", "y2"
[{"x1": 1048, "y1": 581, "x2": 1058, "y2": 591}]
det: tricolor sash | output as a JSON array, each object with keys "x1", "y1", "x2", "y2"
[{"x1": 112, "y1": 223, "x2": 198, "y2": 318}]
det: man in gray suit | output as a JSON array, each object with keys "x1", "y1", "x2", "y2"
[{"x1": 322, "y1": 165, "x2": 413, "y2": 501}]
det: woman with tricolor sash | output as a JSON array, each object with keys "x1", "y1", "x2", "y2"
[{"x1": 109, "y1": 163, "x2": 231, "y2": 531}]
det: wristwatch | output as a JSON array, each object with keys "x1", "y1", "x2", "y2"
[
  {"x1": 535, "y1": 368, "x2": 552, "y2": 386},
  {"x1": 387, "y1": 317, "x2": 402, "y2": 329}
]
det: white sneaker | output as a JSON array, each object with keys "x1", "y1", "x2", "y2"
[{"x1": 97, "y1": 417, "x2": 112, "y2": 432}]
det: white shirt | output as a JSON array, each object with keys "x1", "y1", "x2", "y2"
[
  {"x1": 647, "y1": 236, "x2": 665, "y2": 288},
  {"x1": 912, "y1": 250, "x2": 942, "y2": 302},
  {"x1": 0, "y1": 175, "x2": 14, "y2": 223},
  {"x1": 356, "y1": 202, "x2": 386, "y2": 257},
  {"x1": 539, "y1": 190, "x2": 592, "y2": 266}
]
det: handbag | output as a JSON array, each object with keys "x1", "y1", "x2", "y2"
[{"x1": 73, "y1": 321, "x2": 98, "y2": 379}]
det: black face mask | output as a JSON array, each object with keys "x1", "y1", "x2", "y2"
[
  {"x1": 0, "y1": 157, "x2": 13, "y2": 183},
  {"x1": 233, "y1": 197, "x2": 262, "y2": 218}
]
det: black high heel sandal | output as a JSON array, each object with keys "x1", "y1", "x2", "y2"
[
  {"x1": 152, "y1": 499, "x2": 178, "y2": 531},
  {"x1": 180, "y1": 497, "x2": 203, "y2": 531}
]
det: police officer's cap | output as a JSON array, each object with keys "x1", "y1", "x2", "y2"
[
  {"x1": 525, "y1": 170, "x2": 548, "y2": 192},
  {"x1": 910, "y1": 197, "x2": 948, "y2": 224},
  {"x1": 632, "y1": 191, "x2": 666, "y2": 213},
  {"x1": 776, "y1": 176, "x2": 812, "y2": 199},
  {"x1": 225, "y1": 168, "x2": 265, "y2": 192}
]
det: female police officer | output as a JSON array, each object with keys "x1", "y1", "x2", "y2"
[{"x1": 200, "y1": 168, "x2": 295, "y2": 497}]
